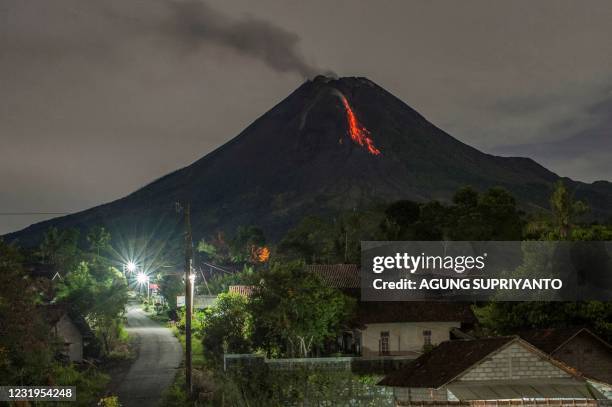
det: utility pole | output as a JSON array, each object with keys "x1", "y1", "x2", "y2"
[{"x1": 184, "y1": 202, "x2": 193, "y2": 395}]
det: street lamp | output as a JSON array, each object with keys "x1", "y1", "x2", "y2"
[
  {"x1": 124, "y1": 261, "x2": 137, "y2": 275},
  {"x1": 136, "y1": 272, "x2": 150, "y2": 300}
]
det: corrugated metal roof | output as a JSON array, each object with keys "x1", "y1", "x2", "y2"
[{"x1": 448, "y1": 379, "x2": 603, "y2": 400}]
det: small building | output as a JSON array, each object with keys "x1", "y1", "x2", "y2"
[
  {"x1": 520, "y1": 327, "x2": 612, "y2": 398},
  {"x1": 378, "y1": 336, "x2": 607, "y2": 406},
  {"x1": 228, "y1": 285, "x2": 256, "y2": 297},
  {"x1": 306, "y1": 264, "x2": 476, "y2": 358},
  {"x1": 351, "y1": 301, "x2": 476, "y2": 358},
  {"x1": 43, "y1": 305, "x2": 94, "y2": 363}
]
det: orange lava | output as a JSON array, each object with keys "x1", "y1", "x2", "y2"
[{"x1": 339, "y1": 95, "x2": 381, "y2": 155}]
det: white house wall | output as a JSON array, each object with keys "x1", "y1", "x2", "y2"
[
  {"x1": 55, "y1": 315, "x2": 83, "y2": 363},
  {"x1": 360, "y1": 321, "x2": 460, "y2": 357}
]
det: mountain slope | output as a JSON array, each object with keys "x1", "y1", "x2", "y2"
[{"x1": 6, "y1": 76, "x2": 612, "y2": 246}]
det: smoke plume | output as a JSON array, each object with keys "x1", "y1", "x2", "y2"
[{"x1": 170, "y1": 0, "x2": 319, "y2": 78}]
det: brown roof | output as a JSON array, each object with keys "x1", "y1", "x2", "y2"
[
  {"x1": 519, "y1": 327, "x2": 612, "y2": 384},
  {"x1": 355, "y1": 301, "x2": 477, "y2": 325},
  {"x1": 24, "y1": 262, "x2": 59, "y2": 279},
  {"x1": 519, "y1": 327, "x2": 611, "y2": 355},
  {"x1": 41, "y1": 304, "x2": 67, "y2": 325},
  {"x1": 378, "y1": 337, "x2": 516, "y2": 388},
  {"x1": 306, "y1": 264, "x2": 360, "y2": 289}
]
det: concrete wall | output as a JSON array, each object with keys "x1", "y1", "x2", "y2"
[
  {"x1": 361, "y1": 322, "x2": 460, "y2": 357},
  {"x1": 391, "y1": 342, "x2": 574, "y2": 404},
  {"x1": 55, "y1": 314, "x2": 83, "y2": 362},
  {"x1": 393, "y1": 387, "x2": 449, "y2": 403},
  {"x1": 458, "y1": 342, "x2": 570, "y2": 381}
]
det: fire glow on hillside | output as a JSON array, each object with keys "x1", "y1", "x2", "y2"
[{"x1": 338, "y1": 93, "x2": 381, "y2": 155}]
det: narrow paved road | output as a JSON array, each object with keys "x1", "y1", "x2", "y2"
[{"x1": 117, "y1": 304, "x2": 182, "y2": 407}]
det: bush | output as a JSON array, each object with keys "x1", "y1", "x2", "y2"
[
  {"x1": 98, "y1": 395, "x2": 121, "y2": 407},
  {"x1": 51, "y1": 364, "x2": 109, "y2": 406},
  {"x1": 199, "y1": 293, "x2": 252, "y2": 366},
  {"x1": 160, "y1": 372, "x2": 193, "y2": 407}
]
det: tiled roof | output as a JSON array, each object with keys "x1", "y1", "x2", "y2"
[
  {"x1": 305, "y1": 264, "x2": 360, "y2": 288},
  {"x1": 354, "y1": 301, "x2": 477, "y2": 325},
  {"x1": 229, "y1": 285, "x2": 255, "y2": 297},
  {"x1": 519, "y1": 327, "x2": 612, "y2": 384},
  {"x1": 378, "y1": 337, "x2": 516, "y2": 388},
  {"x1": 519, "y1": 327, "x2": 609, "y2": 354}
]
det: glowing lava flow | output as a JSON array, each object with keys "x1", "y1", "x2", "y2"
[{"x1": 338, "y1": 94, "x2": 381, "y2": 155}]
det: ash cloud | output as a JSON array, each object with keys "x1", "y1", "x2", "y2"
[{"x1": 170, "y1": 0, "x2": 320, "y2": 78}]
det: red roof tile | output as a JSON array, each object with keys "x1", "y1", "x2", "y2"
[{"x1": 305, "y1": 264, "x2": 360, "y2": 288}]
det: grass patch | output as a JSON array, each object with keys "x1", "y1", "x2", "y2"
[
  {"x1": 171, "y1": 326, "x2": 205, "y2": 366},
  {"x1": 160, "y1": 370, "x2": 194, "y2": 407}
]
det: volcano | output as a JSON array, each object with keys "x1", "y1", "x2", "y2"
[{"x1": 6, "y1": 76, "x2": 612, "y2": 246}]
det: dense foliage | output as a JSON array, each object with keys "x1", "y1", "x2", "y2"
[{"x1": 0, "y1": 225, "x2": 128, "y2": 405}]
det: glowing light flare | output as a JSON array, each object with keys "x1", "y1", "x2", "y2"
[
  {"x1": 136, "y1": 273, "x2": 148, "y2": 285},
  {"x1": 338, "y1": 95, "x2": 381, "y2": 156},
  {"x1": 126, "y1": 261, "x2": 137, "y2": 273}
]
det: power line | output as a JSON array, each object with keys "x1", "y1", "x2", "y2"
[{"x1": 0, "y1": 212, "x2": 69, "y2": 215}]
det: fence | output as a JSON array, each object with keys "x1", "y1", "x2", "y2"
[
  {"x1": 222, "y1": 353, "x2": 395, "y2": 406},
  {"x1": 397, "y1": 401, "x2": 611, "y2": 407},
  {"x1": 223, "y1": 353, "x2": 414, "y2": 374}
]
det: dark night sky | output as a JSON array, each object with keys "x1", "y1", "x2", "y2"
[{"x1": 2, "y1": 0, "x2": 612, "y2": 235}]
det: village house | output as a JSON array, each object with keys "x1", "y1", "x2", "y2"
[
  {"x1": 378, "y1": 336, "x2": 609, "y2": 406},
  {"x1": 43, "y1": 305, "x2": 94, "y2": 363},
  {"x1": 349, "y1": 301, "x2": 476, "y2": 358},
  {"x1": 519, "y1": 327, "x2": 612, "y2": 399},
  {"x1": 305, "y1": 264, "x2": 476, "y2": 358},
  {"x1": 228, "y1": 265, "x2": 476, "y2": 359}
]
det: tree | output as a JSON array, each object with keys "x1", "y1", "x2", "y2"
[
  {"x1": 86, "y1": 226, "x2": 111, "y2": 257},
  {"x1": 550, "y1": 180, "x2": 588, "y2": 239},
  {"x1": 379, "y1": 200, "x2": 421, "y2": 240},
  {"x1": 56, "y1": 261, "x2": 128, "y2": 355},
  {"x1": 250, "y1": 262, "x2": 355, "y2": 358},
  {"x1": 0, "y1": 240, "x2": 55, "y2": 385},
  {"x1": 474, "y1": 301, "x2": 612, "y2": 342},
  {"x1": 159, "y1": 274, "x2": 184, "y2": 309},
  {"x1": 413, "y1": 201, "x2": 448, "y2": 240},
  {"x1": 37, "y1": 227, "x2": 80, "y2": 271},
  {"x1": 229, "y1": 226, "x2": 266, "y2": 264},
  {"x1": 199, "y1": 292, "x2": 252, "y2": 365},
  {"x1": 277, "y1": 217, "x2": 336, "y2": 263},
  {"x1": 449, "y1": 186, "x2": 523, "y2": 240},
  {"x1": 474, "y1": 183, "x2": 611, "y2": 340}
]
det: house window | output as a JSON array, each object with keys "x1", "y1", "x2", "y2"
[
  {"x1": 423, "y1": 330, "x2": 432, "y2": 346},
  {"x1": 380, "y1": 331, "x2": 390, "y2": 355}
]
